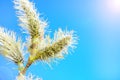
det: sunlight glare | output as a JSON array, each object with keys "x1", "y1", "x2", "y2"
[{"x1": 106, "y1": 0, "x2": 120, "y2": 14}]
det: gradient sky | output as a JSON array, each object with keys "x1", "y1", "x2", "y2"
[{"x1": 0, "y1": 0, "x2": 120, "y2": 80}]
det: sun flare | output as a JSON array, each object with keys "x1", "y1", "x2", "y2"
[{"x1": 106, "y1": 0, "x2": 120, "y2": 13}]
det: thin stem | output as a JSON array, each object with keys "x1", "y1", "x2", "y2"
[
  {"x1": 18, "y1": 62, "x2": 24, "y2": 72},
  {"x1": 18, "y1": 37, "x2": 39, "y2": 77},
  {"x1": 20, "y1": 57, "x2": 33, "y2": 75}
]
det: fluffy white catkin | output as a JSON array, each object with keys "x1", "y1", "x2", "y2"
[
  {"x1": 0, "y1": 27, "x2": 24, "y2": 64},
  {"x1": 34, "y1": 28, "x2": 77, "y2": 62},
  {"x1": 14, "y1": 0, "x2": 47, "y2": 39}
]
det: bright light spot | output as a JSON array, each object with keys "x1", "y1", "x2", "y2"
[
  {"x1": 95, "y1": 0, "x2": 120, "y2": 28},
  {"x1": 106, "y1": 0, "x2": 120, "y2": 14}
]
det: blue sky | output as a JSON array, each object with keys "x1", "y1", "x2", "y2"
[{"x1": 0, "y1": 0, "x2": 120, "y2": 80}]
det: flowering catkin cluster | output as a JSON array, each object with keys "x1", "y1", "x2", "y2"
[
  {"x1": 0, "y1": 0, "x2": 77, "y2": 79},
  {"x1": 14, "y1": 0, "x2": 77, "y2": 63}
]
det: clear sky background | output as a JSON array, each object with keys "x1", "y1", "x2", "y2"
[{"x1": 0, "y1": 0, "x2": 120, "y2": 80}]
